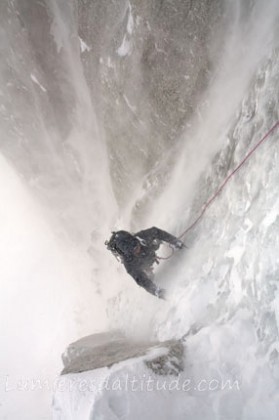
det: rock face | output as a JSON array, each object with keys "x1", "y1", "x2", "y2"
[
  {"x1": 53, "y1": 331, "x2": 186, "y2": 419},
  {"x1": 78, "y1": 0, "x2": 224, "y2": 211},
  {"x1": 61, "y1": 330, "x2": 184, "y2": 376},
  {"x1": 0, "y1": 0, "x2": 225, "y2": 235}
]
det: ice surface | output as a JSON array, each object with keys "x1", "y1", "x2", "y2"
[
  {"x1": 79, "y1": 37, "x2": 90, "y2": 53},
  {"x1": 30, "y1": 74, "x2": 47, "y2": 92},
  {"x1": 117, "y1": 35, "x2": 132, "y2": 57}
]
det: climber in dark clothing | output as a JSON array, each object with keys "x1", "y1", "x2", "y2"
[{"x1": 105, "y1": 227, "x2": 185, "y2": 299}]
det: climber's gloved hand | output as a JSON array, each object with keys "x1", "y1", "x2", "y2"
[
  {"x1": 174, "y1": 239, "x2": 186, "y2": 250},
  {"x1": 156, "y1": 288, "x2": 166, "y2": 300}
]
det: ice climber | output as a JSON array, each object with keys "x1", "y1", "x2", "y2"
[{"x1": 105, "y1": 227, "x2": 185, "y2": 299}]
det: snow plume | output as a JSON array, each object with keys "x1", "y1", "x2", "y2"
[
  {"x1": 0, "y1": 1, "x2": 114, "y2": 418},
  {"x1": 1, "y1": 0, "x2": 279, "y2": 419},
  {"x1": 0, "y1": 155, "x2": 108, "y2": 419}
]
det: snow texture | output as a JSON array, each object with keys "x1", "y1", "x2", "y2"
[{"x1": 0, "y1": 0, "x2": 279, "y2": 419}]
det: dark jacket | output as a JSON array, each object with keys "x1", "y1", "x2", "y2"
[{"x1": 107, "y1": 227, "x2": 183, "y2": 298}]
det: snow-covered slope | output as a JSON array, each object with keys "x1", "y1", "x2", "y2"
[
  {"x1": 53, "y1": 331, "x2": 192, "y2": 420},
  {"x1": 53, "y1": 43, "x2": 279, "y2": 419},
  {"x1": 0, "y1": 0, "x2": 279, "y2": 419}
]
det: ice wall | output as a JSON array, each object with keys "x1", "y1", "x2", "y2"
[{"x1": 0, "y1": 0, "x2": 279, "y2": 419}]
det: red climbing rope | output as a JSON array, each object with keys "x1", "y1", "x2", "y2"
[
  {"x1": 179, "y1": 120, "x2": 279, "y2": 239},
  {"x1": 158, "y1": 120, "x2": 279, "y2": 260}
]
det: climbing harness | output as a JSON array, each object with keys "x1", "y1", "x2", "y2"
[{"x1": 158, "y1": 120, "x2": 279, "y2": 261}]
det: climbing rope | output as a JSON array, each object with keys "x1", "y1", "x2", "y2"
[{"x1": 158, "y1": 120, "x2": 279, "y2": 261}]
